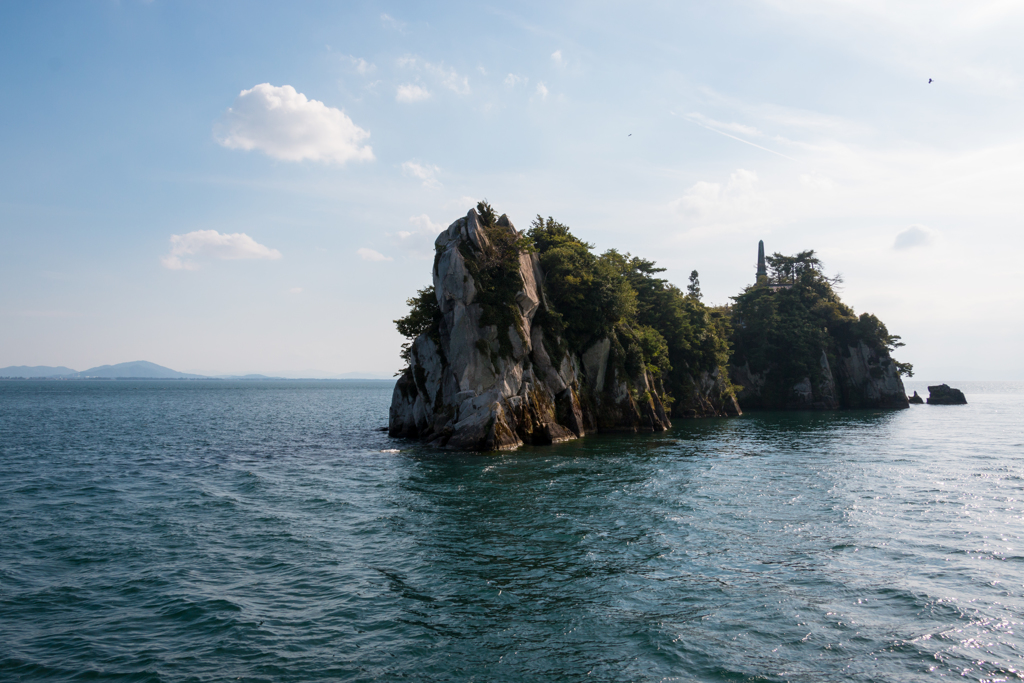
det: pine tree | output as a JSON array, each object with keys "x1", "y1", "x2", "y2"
[{"x1": 687, "y1": 270, "x2": 702, "y2": 300}]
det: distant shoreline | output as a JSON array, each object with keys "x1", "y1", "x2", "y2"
[{"x1": 0, "y1": 377, "x2": 398, "y2": 382}]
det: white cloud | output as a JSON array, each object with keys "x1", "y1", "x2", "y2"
[
  {"x1": 444, "y1": 196, "x2": 478, "y2": 212},
  {"x1": 551, "y1": 50, "x2": 564, "y2": 65},
  {"x1": 396, "y1": 84, "x2": 431, "y2": 103},
  {"x1": 347, "y1": 56, "x2": 374, "y2": 74},
  {"x1": 397, "y1": 56, "x2": 470, "y2": 95},
  {"x1": 687, "y1": 112, "x2": 763, "y2": 137},
  {"x1": 686, "y1": 91, "x2": 871, "y2": 142},
  {"x1": 535, "y1": 82, "x2": 549, "y2": 100},
  {"x1": 161, "y1": 230, "x2": 282, "y2": 270},
  {"x1": 380, "y1": 13, "x2": 405, "y2": 32},
  {"x1": 894, "y1": 225, "x2": 935, "y2": 250},
  {"x1": 289, "y1": 287, "x2": 303, "y2": 294},
  {"x1": 401, "y1": 161, "x2": 441, "y2": 187},
  {"x1": 391, "y1": 214, "x2": 445, "y2": 260},
  {"x1": 358, "y1": 248, "x2": 393, "y2": 262},
  {"x1": 406, "y1": 214, "x2": 444, "y2": 236},
  {"x1": 430, "y1": 65, "x2": 470, "y2": 95},
  {"x1": 671, "y1": 169, "x2": 764, "y2": 228},
  {"x1": 677, "y1": 109, "x2": 801, "y2": 162},
  {"x1": 504, "y1": 73, "x2": 528, "y2": 88},
  {"x1": 217, "y1": 83, "x2": 373, "y2": 164},
  {"x1": 799, "y1": 172, "x2": 836, "y2": 190}
]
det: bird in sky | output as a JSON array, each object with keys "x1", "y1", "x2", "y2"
[
  {"x1": 628, "y1": 133, "x2": 632, "y2": 136},
  {"x1": 929, "y1": 78, "x2": 933, "y2": 83}
]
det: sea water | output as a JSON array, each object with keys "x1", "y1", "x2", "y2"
[{"x1": 1, "y1": 379, "x2": 1022, "y2": 682}]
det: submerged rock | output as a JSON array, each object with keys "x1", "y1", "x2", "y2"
[
  {"x1": 908, "y1": 391, "x2": 924, "y2": 404},
  {"x1": 926, "y1": 384, "x2": 967, "y2": 405}
]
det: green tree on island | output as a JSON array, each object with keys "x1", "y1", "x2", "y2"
[
  {"x1": 526, "y1": 215, "x2": 732, "y2": 412},
  {"x1": 728, "y1": 249, "x2": 912, "y2": 408},
  {"x1": 396, "y1": 208, "x2": 736, "y2": 414}
]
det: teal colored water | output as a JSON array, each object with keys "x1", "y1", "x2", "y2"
[{"x1": 1, "y1": 379, "x2": 1023, "y2": 682}]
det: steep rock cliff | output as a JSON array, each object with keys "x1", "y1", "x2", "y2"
[
  {"x1": 389, "y1": 209, "x2": 674, "y2": 451},
  {"x1": 670, "y1": 367, "x2": 742, "y2": 418},
  {"x1": 730, "y1": 340, "x2": 908, "y2": 410}
]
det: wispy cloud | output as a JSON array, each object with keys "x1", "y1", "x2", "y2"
[
  {"x1": 346, "y1": 56, "x2": 375, "y2": 74},
  {"x1": 380, "y1": 13, "x2": 406, "y2": 32},
  {"x1": 894, "y1": 225, "x2": 935, "y2": 250},
  {"x1": 161, "y1": 230, "x2": 282, "y2": 270},
  {"x1": 444, "y1": 196, "x2": 477, "y2": 212},
  {"x1": 551, "y1": 49, "x2": 564, "y2": 66},
  {"x1": 217, "y1": 84, "x2": 373, "y2": 164},
  {"x1": 396, "y1": 83, "x2": 431, "y2": 103},
  {"x1": 686, "y1": 112, "x2": 763, "y2": 138},
  {"x1": 799, "y1": 172, "x2": 836, "y2": 190},
  {"x1": 535, "y1": 82, "x2": 549, "y2": 100},
  {"x1": 391, "y1": 214, "x2": 445, "y2": 260},
  {"x1": 402, "y1": 214, "x2": 444, "y2": 238},
  {"x1": 673, "y1": 169, "x2": 761, "y2": 217},
  {"x1": 397, "y1": 56, "x2": 470, "y2": 95},
  {"x1": 357, "y1": 248, "x2": 392, "y2": 262},
  {"x1": 401, "y1": 161, "x2": 441, "y2": 188},
  {"x1": 504, "y1": 73, "x2": 528, "y2": 88},
  {"x1": 679, "y1": 112, "x2": 800, "y2": 162}
]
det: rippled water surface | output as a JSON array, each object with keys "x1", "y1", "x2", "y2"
[{"x1": 1, "y1": 379, "x2": 1023, "y2": 682}]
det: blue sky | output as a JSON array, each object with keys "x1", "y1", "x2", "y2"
[{"x1": 2, "y1": 1, "x2": 1022, "y2": 378}]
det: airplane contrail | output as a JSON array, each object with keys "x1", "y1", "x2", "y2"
[{"x1": 677, "y1": 113, "x2": 801, "y2": 163}]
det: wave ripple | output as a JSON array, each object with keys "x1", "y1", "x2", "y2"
[{"x1": 2, "y1": 380, "x2": 1023, "y2": 682}]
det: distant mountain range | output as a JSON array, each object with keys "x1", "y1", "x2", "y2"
[
  {"x1": 0, "y1": 361, "x2": 206, "y2": 379},
  {"x1": 75, "y1": 361, "x2": 207, "y2": 379},
  {"x1": 0, "y1": 365, "x2": 78, "y2": 378},
  {"x1": 0, "y1": 361, "x2": 394, "y2": 380}
]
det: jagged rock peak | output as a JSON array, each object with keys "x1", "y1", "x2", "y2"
[{"x1": 389, "y1": 208, "x2": 673, "y2": 451}]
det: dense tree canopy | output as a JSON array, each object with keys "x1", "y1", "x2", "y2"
[
  {"x1": 395, "y1": 208, "x2": 912, "y2": 411},
  {"x1": 527, "y1": 216, "x2": 732, "y2": 407},
  {"x1": 395, "y1": 208, "x2": 736, "y2": 409}
]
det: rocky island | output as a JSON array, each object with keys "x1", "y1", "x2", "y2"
[
  {"x1": 926, "y1": 384, "x2": 967, "y2": 405},
  {"x1": 389, "y1": 204, "x2": 913, "y2": 451},
  {"x1": 727, "y1": 241, "x2": 911, "y2": 410}
]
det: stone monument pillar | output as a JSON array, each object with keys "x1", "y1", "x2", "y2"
[{"x1": 756, "y1": 240, "x2": 768, "y2": 285}]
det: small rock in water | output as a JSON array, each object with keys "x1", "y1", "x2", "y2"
[
  {"x1": 908, "y1": 391, "x2": 924, "y2": 404},
  {"x1": 926, "y1": 384, "x2": 967, "y2": 405}
]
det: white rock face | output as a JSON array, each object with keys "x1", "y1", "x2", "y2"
[
  {"x1": 389, "y1": 209, "x2": 672, "y2": 451},
  {"x1": 678, "y1": 367, "x2": 742, "y2": 417},
  {"x1": 582, "y1": 339, "x2": 610, "y2": 393}
]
